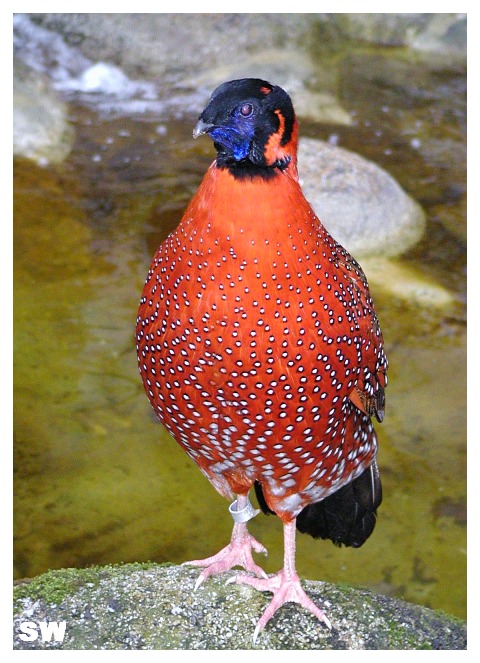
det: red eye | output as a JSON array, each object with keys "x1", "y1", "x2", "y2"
[{"x1": 239, "y1": 103, "x2": 254, "y2": 117}]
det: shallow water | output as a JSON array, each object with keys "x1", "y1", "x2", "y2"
[{"x1": 14, "y1": 45, "x2": 466, "y2": 619}]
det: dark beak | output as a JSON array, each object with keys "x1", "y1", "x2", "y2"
[{"x1": 193, "y1": 118, "x2": 214, "y2": 139}]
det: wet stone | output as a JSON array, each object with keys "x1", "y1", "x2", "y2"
[
  {"x1": 298, "y1": 138, "x2": 426, "y2": 258},
  {"x1": 13, "y1": 59, "x2": 75, "y2": 165}
]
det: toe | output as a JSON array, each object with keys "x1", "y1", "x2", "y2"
[{"x1": 234, "y1": 570, "x2": 331, "y2": 642}]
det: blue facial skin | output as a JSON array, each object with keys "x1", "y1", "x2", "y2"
[
  {"x1": 208, "y1": 109, "x2": 256, "y2": 161},
  {"x1": 209, "y1": 127, "x2": 251, "y2": 160}
]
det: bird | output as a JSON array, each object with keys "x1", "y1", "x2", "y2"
[{"x1": 136, "y1": 78, "x2": 387, "y2": 641}]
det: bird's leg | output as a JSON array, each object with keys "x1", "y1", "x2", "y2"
[
  {"x1": 229, "y1": 519, "x2": 332, "y2": 642},
  {"x1": 183, "y1": 493, "x2": 268, "y2": 590}
]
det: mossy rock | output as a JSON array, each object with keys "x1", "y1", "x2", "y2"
[{"x1": 13, "y1": 563, "x2": 466, "y2": 650}]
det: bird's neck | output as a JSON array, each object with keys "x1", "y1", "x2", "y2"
[{"x1": 181, "y1": 158, "x2": 312, "y2": 245}]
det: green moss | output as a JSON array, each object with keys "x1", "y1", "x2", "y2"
[
  {"x1": 13, "y1": 562, "x2": 159, "y2": 612},
  {"x1": 381, "y1": 618, "x2": 431, "y2": 650}
]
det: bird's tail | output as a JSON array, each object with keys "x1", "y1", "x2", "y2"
[{"x1": 254, "y1": 461, "x2": 382, "y2": 548}]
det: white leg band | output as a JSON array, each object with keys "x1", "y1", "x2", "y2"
[{"x1": 229, "y1": 496, "x2": 260, "y2": 523}]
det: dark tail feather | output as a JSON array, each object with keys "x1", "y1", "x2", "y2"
[{"x1": 296, "y1": 461, "x2": 382, "y2": 548}]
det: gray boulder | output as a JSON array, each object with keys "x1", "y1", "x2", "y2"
[
  {"x1": 13, "y1": 59, "x2": 74, "y2": 165},
  {"x1": 13, "y1": 563, "x2": 466, "y2": 650},
  {"x1": 298, "y1": 138, "x2": 426, "y2": 258}
]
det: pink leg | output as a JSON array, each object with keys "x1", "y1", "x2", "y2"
[
  {"x1": 183, "y1": 494, "x2": 268, "y2": 590},
  {"x1": 231, "y1": 519, "x2": 332, "y2": 642}
]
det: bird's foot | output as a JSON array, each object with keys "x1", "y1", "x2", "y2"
[
  {"x1": 229, "y1": 568, "x2": 331, "y2": 643},
  {"x1": 182, "y1": 521, "x2": 268, "y2": 590}
]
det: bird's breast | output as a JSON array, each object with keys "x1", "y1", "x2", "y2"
[{"x1": 136, "y1": 165, "x2": 379, "y2": 508}]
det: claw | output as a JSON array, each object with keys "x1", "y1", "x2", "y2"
[
  {"x1": 194, "y1": 573, "x2": 206, "y2": 592},
  {"x1": 253, "y1": 621, "x2": 262, "y2": 645},
  {"x1": 323, "y1": 613, "x2": 333, "y2": 630}
]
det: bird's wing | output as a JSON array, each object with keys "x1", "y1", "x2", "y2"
[{"x1": 335, "y1": 248, "x2": 387, "y2": 423}]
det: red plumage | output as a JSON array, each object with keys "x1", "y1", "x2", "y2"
[{"x1": 136, "y1": 79, "x2": 387, "y2": 639}]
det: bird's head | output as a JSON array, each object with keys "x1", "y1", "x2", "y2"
[{"x1": 194, "y1": 78, "x2": 298, "y2": 179}]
